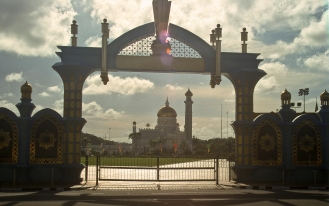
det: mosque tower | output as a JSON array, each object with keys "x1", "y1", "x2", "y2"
[{"x1": 184, "y1": 88, "x2": 193, "y2": 140}]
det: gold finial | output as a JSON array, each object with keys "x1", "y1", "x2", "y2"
[{"x1": 21, "y1": 81, "x2": 32, "y2": 99}]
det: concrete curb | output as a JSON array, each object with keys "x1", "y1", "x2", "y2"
[{"x1": 226, "y1": 185, "x2": 328, "y2": 190}]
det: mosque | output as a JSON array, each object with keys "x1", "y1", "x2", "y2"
[{"x1": 131, "y1": 89, "x2": 193, "y2": 154}]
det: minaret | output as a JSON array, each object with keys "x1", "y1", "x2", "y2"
[
  {"x1": 16, "y1": 81, "x2": 35, "y2": 117},
  {"x1": 184, "y1": 88, "x2": 193, "y2": 140},
  {"x1": 132, "y1": 121, "x2": 137, "y2": 133}
]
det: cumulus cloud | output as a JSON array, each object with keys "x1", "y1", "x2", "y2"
[
  {"x1": 83, "y1": 73, "x2": 154, "y2": 95},
  {"x1": 86, "y1": 0, "x2": 152, "y2": 39},
  {"x1": 5, "y1": 72, "x2": 24, "y2": 82},
  {"x1": 52, "y1": 99, "x2": 63, "y2": 115},
  {"x1": 304, "y1": 50, "x2": 329, "y2": 71},
  {"x1": 0, "y1": 93, "x2": 14, "y2": 98},
  {"x1": 82, "y1": 101, "x2": 124, "y2": 119},
  {"x1": 0, "y1": 100, "x2": 19, "y2": 114},
  {"x1": 38, "y1": 92, "x2": 50, "y2": 97},
  {"x1": 259, "y1": 62, "x2": 288, "y2": 76},
  {"x1": 85, "y1": 36, "x2": 102, "y2": 47},
  {"x1": 163, "y1": 84, "x2": 183, "y2": 91},
  {"x1": 255, "y1": 76, "x2": 279, "y2": 93},
  {"x1": 0, "y1": 0, "x2": 76, "y2": 56},
  {"x1": 85, "y1": 0, "x2": 327, "y2": 61},
  {"x1": 48, "y1": 86, "x2": 62, "y2": 93},
  {"x1": 256, "y1": 10, "x2": 329, "y2": 59}
]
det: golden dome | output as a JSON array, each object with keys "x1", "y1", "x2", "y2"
[
  {"x1": 157, "y1": 106, "x2": 177, "y2": 117},
  {"x1": 21, "y1": 81, "x2": 32, "y2": 93},
  {"x1": 320, "y1": 90, "x2": 329, "y2": 101},
  {"x1": 157, "y1": 98, "x2": 177, "y2": 117},
  {"x1": 281, "y1": 89, "x2": 291, "y2": 100},
  {"x1": 185, "y1": 88, "x2": 193, "y2": 96}
]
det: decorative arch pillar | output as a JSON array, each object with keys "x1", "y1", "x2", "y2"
[
  {"x1": 52, "y1": 63, "x2": 88, "y2": 164},
  {"x1": 225, "y1": 69, "x2": 266, "y2": 167}
]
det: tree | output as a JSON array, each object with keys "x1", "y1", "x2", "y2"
[
  {"x1": 81, "y1": 136, "x2": 91, "y2": 147},
  {"x1": 148, "y1": 136, "x2": 167, "y2": 153},
  {"x1": 128, "y1": 132, "x2": 142, "y2": 153}
]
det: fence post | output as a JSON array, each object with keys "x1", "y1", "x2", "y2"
[
  {"x1": 51, "y1": 168, "x2": 54, "y2": 187},
  {"x1": 157, "y1": 156, "x2": 160, "y2": 181},
  {"x1": 13, "y1": 168, "x2": 16, "y2": 186},
  {"x1": 96, "y1": 155, "x2": 99, "y2": 186},
  {"x1": 216, "y1": 156, "x2": 219, "y2": 185},
  {"x1": 229, "y1": 160, "x2": 231, "y2": 181},
  {"x1": 85, "y1": 155, "x2": 89, "y2": 182}
]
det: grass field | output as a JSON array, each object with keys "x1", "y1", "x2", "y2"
[{"x1": 81, "y1": 156, "x2": 210, "y2": 167}]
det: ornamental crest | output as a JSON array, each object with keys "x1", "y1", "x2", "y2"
[
  {"x1": 260, "y1": 134, "x2": 276, "y2": 152},
  {"x1": 37, "y1": 130, "x2": 57, "y2": 149}
]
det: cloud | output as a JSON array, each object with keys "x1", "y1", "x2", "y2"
[
  {"x1": 38, "y1": 92, "x2": 50, "y2": 97},
  {"x1": 255, "y1": 10, "x2": 329, "y2": 59},
  {"x1": 0, "y1": 93, "x2": 14, "y2": 98},
  {"x1": 259, "y1": 62, "x2": 288, "y2": 76},
  {"x1": 32, "y1": 105, "x2": 45, "y2": 115},
  {"x1": 0, "y1": 0, "x2": 76, "y2": 56},
  {"x1": 163, "y1": 84, "x2": 183, "y2": 91},
  {"x1": 83, "y1": 73, "x2": 154, "y2": 95},
  {"x1": 86, "y1": 0, "x2": 152, "y2": 39},
  {"x1": 84, "y1": 36, "x2": 102, "y2": 47},
  {"x1": 255, "y1": 76, "x2": 279, "y2": 93},
  {"x1": 82, "y1": 101, "x2": 124, "y2": 119},
  {"x1": 52, "y1": 99, "x2": 63, "y2": 115},
  {"x1": 0, "y1": 100, "x2": 19, "y2": 114},
  {"x1": 304, "y1": 50, "x2": 329, "y2": 71},
  {"x1": 5, "y1": 72, "x2": 23, "y2": 82},
  {"x1": 48, "y1": 86, "x2": 62, "y2": 93}
]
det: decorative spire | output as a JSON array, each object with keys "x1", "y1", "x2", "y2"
[
  {"x1": 21, "y1": 81, "x2": 32, "y2": 100},
  {"x1": 71, "y1": 20, "x2": 78, "y2": 46},
  {"x1": 153, "y1": 0, "x2": 171, "y2": 42},
  {"x1": 320, "y1": 90, "x2": 329, "y2": 106},
  {"x1": 165, "y1": 97, "x2": 169, "y2": 107},
  {"x1": 241, "y1": 27, "x2": 248, "y2": 53},
  {"x1": 185, "y1": 88, "x2": 193, "y2": 96},
  {"x1": 315, "y1": 97, "x2": 319, "y2": 112},
  {"x1": 281, "y1": 88, "x2": 291, "y2": 106}
]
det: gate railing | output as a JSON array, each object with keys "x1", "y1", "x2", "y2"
[{"x1": 82, "y1": 155, "x2": 236, "y2": 185}]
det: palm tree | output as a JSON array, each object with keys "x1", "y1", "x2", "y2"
[
  {"x1": 129, "y1": 132, "x2": 142, "y2": 154},
  {"x1": 148, "y1": 136, "x2": 167, "y2": 153}
]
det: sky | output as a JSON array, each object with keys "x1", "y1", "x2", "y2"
[{"x1": 0, "y1": 0, "x2": 328, "y2": 143}]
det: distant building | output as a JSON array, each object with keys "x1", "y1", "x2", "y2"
[{"x1": 131, "y1": 89, "x2": 193, "y2": 154}]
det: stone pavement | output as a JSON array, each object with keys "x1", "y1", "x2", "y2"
[{"x1": 1, "y1": 180, "x2": 328, "y2": 191}]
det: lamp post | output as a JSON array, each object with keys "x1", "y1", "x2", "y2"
[
  {"x1": 226, "y1": 110, "x2": 228, "y2": 138},
  {"x1": 298, "y1": 88, "x2": 309, "y2": 112},
  {"x1": 108, "y1": 127, "x2": 111, "y2": 155}
]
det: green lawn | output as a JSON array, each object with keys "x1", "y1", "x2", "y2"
[{"x1": 81, "y1": 157, "x2": 209, "y2": 167}]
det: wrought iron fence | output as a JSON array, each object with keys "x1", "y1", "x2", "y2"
[{"x1": 82, "y1": 155, "x2": 236, "y2": 185}]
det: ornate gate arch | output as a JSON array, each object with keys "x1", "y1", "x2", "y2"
[{"x1": 52, "y1": 1, "x2": 265, "y2": 169}]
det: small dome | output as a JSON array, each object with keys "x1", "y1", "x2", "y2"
[
  {"x1": 133, "y1": 121, "x2": 136, "y2": 125},
  {"x1": 320, "y1": 90, "x2": 329, "y2": 101},
  {"x1": 281, "y1": 89, "x2": 291, "y2": 100},
  {"x1": 185, "y1": 88, "x2": 193, "y2": 96},
  {"x1": 21, "y1": 81, "x2": 32, "y2": 93}
]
